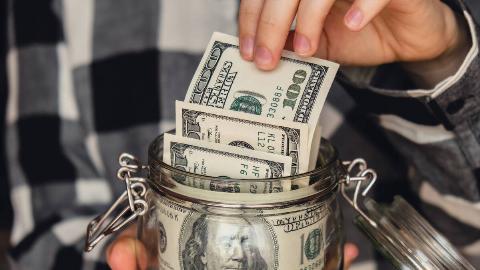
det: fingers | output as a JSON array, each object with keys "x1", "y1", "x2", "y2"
[
  {"x1": 294, "y1": 0, "x2": 336, "y2": 57},
  {"x1": 107, "y1": 236, "x2": 140, "y2": 270},
  {"x1": 254, "y1": 0, "x2": 300, "y2": 70},
  {"x1": 343, "y1": 243, "x2": 359, "y2": 270},
  {"x1": 106, "y1": 226, "x2": 148, "y2": 270},
  {"x1": 238, "y1": 0, "x2": 392, "y2": 70},
  {"x1": 344, "y1": 0, "x2": 391, "y2": 31},
  {"x1": 238, "y1": 0, "x2": 264, "y2": 60}
]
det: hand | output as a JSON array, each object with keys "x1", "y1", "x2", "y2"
[
  {"x1": 239, "y1": 0, "x2": 464, "y2": 70},
  {"x1": 106, "y1": 227, "x2": 359, "y2": 270},
  {"x1": 106, "y1": 225, "x2": 148, "y2": 270},
  {"x1": 344, "y1": 243, "x2": 359, "y2": 269}
]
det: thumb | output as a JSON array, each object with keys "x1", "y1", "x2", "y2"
[
  {"x1": 107, "y1": 236, "x2": 148, "y2": 270},
  {"x1": 343, "y1": 243, "x2": 359, "y2": 270}
]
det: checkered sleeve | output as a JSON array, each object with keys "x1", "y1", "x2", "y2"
[
  {"x1": 6, "y1": 0, "x2": 480, "y2": 269},
  {"x1": 5, "y1": 0, "x2": 239, "y2": 269},
  {"x1": 6, "y1": 0, "x2": 113, "y2": 268},
  {"x1": 335, "y1": 1, "x2": 480, "y2": 267}
]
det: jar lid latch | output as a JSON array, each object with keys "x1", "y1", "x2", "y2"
[
  {"x1": 84, "y1": 153, "x2": 149, "y2": 252},
  {"x1": 340, "y1": 158, "x2": 378, "y2": 228}
]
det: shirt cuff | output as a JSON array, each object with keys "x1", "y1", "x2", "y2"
[
  {"x1": 340, "y1": 9, "x2": 479, "y2": 130},
  {"x1": 426, "y1": 10, "x2": 480, "y2": 129},
  {"x1": 414, "y1": 10, "x2": 478, "y2": 99}
]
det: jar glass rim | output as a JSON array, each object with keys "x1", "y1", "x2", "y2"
[
  {"x1": 148, "y1": 132, "x2": 343, "y2": 183},
  {"x1": 145, "y1": 132, "x2": 346, "y2": 206}
]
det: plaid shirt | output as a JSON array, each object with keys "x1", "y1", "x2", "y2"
[{"x1": 3, "y1": 0, "x2": 480, "y2": 269}]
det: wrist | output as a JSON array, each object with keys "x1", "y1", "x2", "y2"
[{"x1": 402, "y1": 9, "x2": 471, "y2": 89}]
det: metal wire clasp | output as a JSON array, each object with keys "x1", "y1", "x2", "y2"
[
  {"x1": 84, "y1": 153, "x2": 149, "y2": 252},
  {"x1": 340, "y1": 158, "x2": 378, "y2": 228}
]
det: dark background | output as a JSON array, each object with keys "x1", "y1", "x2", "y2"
[{"x1": 1, "y1": 0, "x2": 14, "y2": 268}]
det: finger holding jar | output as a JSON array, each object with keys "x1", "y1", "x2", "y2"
[
  {"x1": 106, "y1": 231, "x2": 359, "y2": 270},
  {"x1": 343, "y1": 243, "x2": 359, "y2": 270},
  {"x1": 106, "y1": 225, "x2": 148, "y2": 270}
]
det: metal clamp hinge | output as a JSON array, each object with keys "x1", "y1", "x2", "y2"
[
  {"x1": 340, "y1": 158, "x2": 378, "y2": 228},
  {"x1": 85, "y1": 153, "x2": 149, "y2": 252}
]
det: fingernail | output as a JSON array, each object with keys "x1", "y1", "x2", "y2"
[
  {"x1": 345, "y1": 8, "x2": 363, "y2": 29},
  {"x1": 240, "y1": 37, "x2": 254, "y2": 60},
  {"x1": 254, "y1": 46, "x2": 273, "y2": 67},
  {"x1": 345, "y1": 243, "x2": 359, "y2": 259},
  {"x1": 294, "y1": 33, "x2": 311, "y2": 55}
]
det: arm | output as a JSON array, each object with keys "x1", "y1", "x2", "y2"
[
  {"x1": 341, "y1": 3, "x2": 480, "y2": 263},
  {"x1": 402, "y1": 10, "x2": 472, "y2": 89},
  {"x1": 238, "y1": 0, "x2": 480, "y2": 265}
]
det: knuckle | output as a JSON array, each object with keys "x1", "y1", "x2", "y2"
[
  {"x1": 239, "y1": 1, "x2": 262, "y2": 21},
  {"x1": 259, "y1": 14, "x2": 278, "y2": 29},
  {"x1": 239, "y1": 11, "x2": 259, "y2": 24},
  {"x1": 240, "y1": 8, "x2": 260, "y2": 20}
]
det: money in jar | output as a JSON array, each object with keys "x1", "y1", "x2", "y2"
[
  {"x1": 138, "y1": 188, "x2": 342, "y2": 270},
  {"x1": 85, "y1": 133, "x2": 476, "y2": 270},
  {"x1": 134, "y1": 134, "x2": 345, "y2": 270},
  {"x1": 83, "y1": 30, "x2": 476, "y2": 269}
]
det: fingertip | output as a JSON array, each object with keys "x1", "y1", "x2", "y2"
[
  {"x1": 344, "y1": 8, "x2": 364, "y2": 31},
  {"x1": 238, "y1": 0, "x2": 264, "y2": 60},
  {"x1": 107, "y1": 237, "x2": 137, "y2": 270},
  {"x1": 254, "y1": 46, "x2": 277, "y2": 70},
  {"x1": 345, "y1": 243, "x2": 359, "y2": 260},
  {"x1": 293, "y1": 32, "x2": 315, "y2": 57},
  {"x1": 240, "y1": 36, "x2": 255, "y2": 61},
  {"x1": 343, "y1": 243, "x2": 359, "y2": 270}
]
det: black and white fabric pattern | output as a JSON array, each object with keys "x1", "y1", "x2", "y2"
[{"x1": 3, "y1": 0, "x2": 480, "y2": 269}]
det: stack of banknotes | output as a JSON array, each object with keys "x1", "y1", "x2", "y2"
[{"x1": 163, "y1": 32, "x2": 339, "y2": 192}]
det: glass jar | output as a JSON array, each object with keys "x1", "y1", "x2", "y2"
[
  {"x1": 85, "y1": 133, "x2": 475, "y2": 270},
  {"x1": 139, "y1": 135, "x2": 345, "y2": 270}
]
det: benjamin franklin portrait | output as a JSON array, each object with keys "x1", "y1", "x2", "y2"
[{"x1": 180, "y1": 214, "x2": 277, "y2": 270}]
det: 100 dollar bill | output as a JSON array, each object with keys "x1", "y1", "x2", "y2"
[
  {"x1": 176, "y1": 101, "x2": 309, "y2": 174},
  {"x1": 184, "y1": 32, "x2": 338, "y2": 145},
  {"x1": 153, "y1": 194, "x2": 332, "y2": 270},
  {"x1": 163, "y1": 133, "x2": 293, "y2": 192}
]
